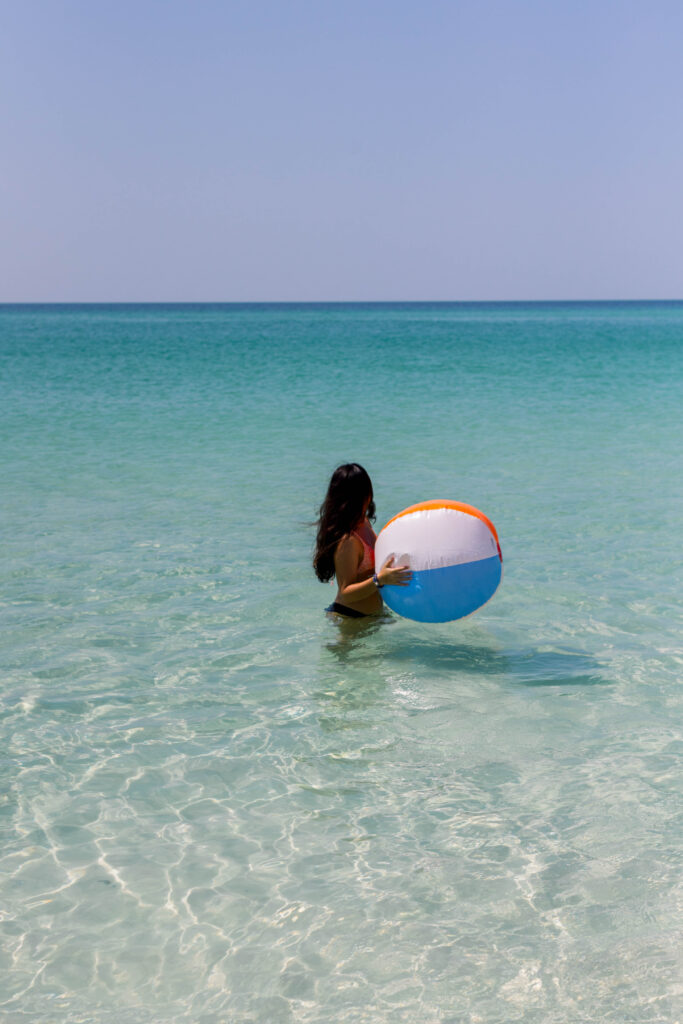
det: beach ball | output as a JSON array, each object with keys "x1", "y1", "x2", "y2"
[{"x1": 375, "y1": 500, "x2": 503, "y2": 623}]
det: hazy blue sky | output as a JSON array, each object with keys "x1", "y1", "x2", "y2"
[{"x1": 2, "y1": 0, "x2": 682, "y2": 300}]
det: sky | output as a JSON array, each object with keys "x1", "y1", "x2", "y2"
[{"x1": 2, "y1": 0, "x2": 682, "y2": 301}]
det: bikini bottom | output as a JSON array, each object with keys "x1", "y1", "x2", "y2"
[{"x1": 326, "y1": 602, "x2": 368, "y2": 619}]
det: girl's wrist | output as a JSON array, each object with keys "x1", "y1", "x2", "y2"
[{"x1": 373, "y1": 573, "x2": 384, "y2": 589}]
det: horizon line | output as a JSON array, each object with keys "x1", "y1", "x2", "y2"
[{"x1": 1, "y1": 297, "x2": 682, "y2": 306}]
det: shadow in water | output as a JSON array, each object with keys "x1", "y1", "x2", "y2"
[
  {"x1": 505, "y1": 648, "x2": 609, "y2": 688},
  {"x1": 387, "y1": 634, "x2": 609, "y2": 689},
  {"x1": 322, "y1": 617, "x2": 609, "y2": 691},
  {"x1": 387, "y1": 634, "x2": 606, "y2": 692}
]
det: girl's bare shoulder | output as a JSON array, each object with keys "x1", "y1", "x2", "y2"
[
  {"x1": 336, "y1": 532, "x2": 363, "y2": 554},
  {"x1": 334, "y1": 532, "x2": 363, "y2": 570}
]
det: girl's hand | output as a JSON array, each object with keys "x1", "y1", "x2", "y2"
[{"x1": 378, "y1": 555, "x2": 412, "y2": 587}]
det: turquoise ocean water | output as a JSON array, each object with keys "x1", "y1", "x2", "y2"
[{"x1": 1, "y1": 302, "x2": 681, "y2": 1023}]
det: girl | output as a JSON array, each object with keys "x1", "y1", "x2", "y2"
[{"x1": 313, "y1": 463, "x2": 411, "y2": 618}]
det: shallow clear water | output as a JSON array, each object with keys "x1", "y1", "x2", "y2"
[{"x1": 1, "y1": 302, "x2": 681, "y2": 1022}]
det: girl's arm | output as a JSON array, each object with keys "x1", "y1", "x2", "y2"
[{"x1": 334, "y1": 536, "x2": 411, "y2": 602}]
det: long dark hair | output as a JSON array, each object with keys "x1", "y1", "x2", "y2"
[{"x1": 313, "y1": 463, "x2": 375, "y2": 582}]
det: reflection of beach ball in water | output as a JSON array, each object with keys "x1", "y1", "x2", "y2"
[{"x1": 375, "y1": 500, "x2": 503, "y2": 623}]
